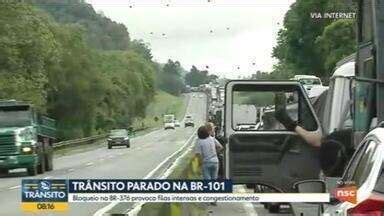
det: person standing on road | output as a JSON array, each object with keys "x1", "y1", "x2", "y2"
[
  {"x1": 195, "y1": 125, "x2": 223, "y2": 180},
  {"x1": 205, "y1": 122, "x2": 225, "y2": 179}
]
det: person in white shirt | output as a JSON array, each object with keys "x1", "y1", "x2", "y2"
[{"x1": 195, "y1": 125, "x2": 223, "y2": 180}]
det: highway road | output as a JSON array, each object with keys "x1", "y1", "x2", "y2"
[
  {"x1": 0, "y1": 92, "x2": 294, "y2": 216},
  {"x1": 0, "y1": 93, "x2": 206, "y2": 216}
]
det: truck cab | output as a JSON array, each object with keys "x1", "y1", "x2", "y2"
[
  {"x1": 290, "y1": 75, "x2": 323, "y2": 95},
  {"x1": 320, "y1": 55, "x2": 355, "y2": 136},
  {"x1": 163, "y1": 114, "x2": 175, "y2": 130},
  {"x1": 0, "y1": 100, "x2": 56, "y2": 176}
]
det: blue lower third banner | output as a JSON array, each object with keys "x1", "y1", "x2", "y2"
[
  {"x1": 20, "y1": 179, "x2": 329, "y2": 208},
  {"x1": 69, "y1": 179, "x2": 233, "y2": 193}
]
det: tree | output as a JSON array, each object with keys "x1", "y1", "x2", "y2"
[
  {"x1": 0, "y1": 3, "x2": 60, "y2": 111},
  {"x1": 95, "y1": 51, "x2": 155, "y2": 130},
  {"x1": 47, "y1": 25, "x2": 103, "y2": 139},
  {"x1": 316, "y1": 19, "x2": 356, "y2": 78},
  {"x1": 157, "y1": 60, "x2": 185, "y2": 95},
  {"x1": 272, "y1": 0, "x2": 357, "y2": 79},
  {"x1": 185, "y1": 66, "x2": 209, "y2": 87},
  {"x1": 129, "y1": 39, "x2": 153, "y2": 61},
  {"x1": 34, "y1": 0, "x2": 131, "y2": 50}
]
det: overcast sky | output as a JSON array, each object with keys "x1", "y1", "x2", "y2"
[{"x1": 87, "y1": 0, "x2": 295, "y2": 78}]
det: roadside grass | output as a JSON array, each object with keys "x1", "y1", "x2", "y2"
[
  {"x1": 132, "y1": 91, "x2": 187, "y2": 131},
  {"x1": 54, "y1": 91, "x2": 188, "y2": 157},
  {"x1": 138, "y1": 148, "x2": 207, "y2": 216}
]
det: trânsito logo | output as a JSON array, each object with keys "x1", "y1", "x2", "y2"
[
  {"x1": 22, "y1": 179, "x2": 67, "y2": 202},
  {"x1": 39, "y1": 181, "x2": 51, "y2": 191}
]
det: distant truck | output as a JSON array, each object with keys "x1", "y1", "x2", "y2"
[
  {"x1": 290, "y1": 75, "x2": 323, "y2": 94},
  {"x1": 163, "y1": 114, "x2": 175, "y2": 129},
  {"x1": 0, "y1": 100, "x2": 56, "y2": 176}
]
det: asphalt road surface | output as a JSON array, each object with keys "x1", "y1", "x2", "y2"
[
  {"x1": 0, "y1": 93, "x2": 206, "y2": 216},
  {"x1": 0, "y1": 92, "x2": 294, "y2": 216}
]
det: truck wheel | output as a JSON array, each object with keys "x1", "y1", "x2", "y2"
[
  {"x1": 126, "y1": 141, "x2": 130, "y2": 148},
  {"x1": 27, "y1": 166, "x2": 37, "y2": 176},
  {"x1": 108, "y1": 144, "x2": 112, "y2": 149},
  {"x1": 268, "y1": 204, "x2": 280, "y2": 213},
  {"x1": 37, "y1": 158, "x2": 45, "y2": 174},
  {"x1": 0, "y1": 168, "x2": 8, "y2": 175},
  {"x1": 45, "y1": 154, "x2": 53, "y2": 171}
]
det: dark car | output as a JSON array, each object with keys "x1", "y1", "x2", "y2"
[
  {"x1": 184, "y1": 115, "x2": 194, "y2": 127},
  {"x1": 107, "y1": 129, "x2": 130, "y2": 149}
]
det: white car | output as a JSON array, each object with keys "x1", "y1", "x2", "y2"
[
  {"x1": 323, "y1": 127, "x2": 384, "y2": 215},
  {"x1": 174, "y1": 120, "x2": 180, "y2": 127}
]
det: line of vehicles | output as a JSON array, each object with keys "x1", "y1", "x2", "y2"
[
  {"x1": 164, "y1": 114, "x2": 195, "y2": 129},
  {"x1": 209, "y1": 1, "x2": 384, "y2": 215}
]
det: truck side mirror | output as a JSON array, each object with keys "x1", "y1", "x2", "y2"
[{"x1": 293, "y1": 180, "x2": 326, "y2": 193}]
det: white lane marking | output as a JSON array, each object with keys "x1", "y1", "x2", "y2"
[
  {"x1": 94, "y1": 131, "x2": 196, "y2": 216},
  {"x1": 44, "y1": 176, "x2": 52, "y2": 179},
  {"x1": 94, "y1": 95, "x2": 195, "y2": 216},
  {"x1": 237, "y1": 186, "x2": 258, "y2": 216},
  {"x1": 108, "y1": 155, "x2": 115, "y2": 159},
  {"x1": 86, "y1": 162, "x2": 94, "y2": 166},
  {"x1": 68, "y1": 168, "x2": 75, "y2": 172},
  {"x1": 8, "y1": 185, "x2": 20, "y2": 190}
]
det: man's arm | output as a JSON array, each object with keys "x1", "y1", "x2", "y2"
[
  {"x1": 213, "y1": 137, "x2": 223, "y2": 152},
  {"x1": 274, "y1": 93, "x2": 322, "y2": 148},
  {"x1": 295, "y1": 126, "x2": 322, "y2": 148}
]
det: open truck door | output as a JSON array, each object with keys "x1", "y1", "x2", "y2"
[{"x1": 224, "y1": 81, "x2": 322, "y2": 192}]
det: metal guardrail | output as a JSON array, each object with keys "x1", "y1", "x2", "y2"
[
  {"x1": 52, "y1": 128, "x2": 146, "y2": 150},
  {"x1": 53, "y1": 134, "x2": 108, "y2": 149}
]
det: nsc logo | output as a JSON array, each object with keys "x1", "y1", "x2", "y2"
[{"x1": 21, "y1": 179, "x2": 68, "y2": 212}]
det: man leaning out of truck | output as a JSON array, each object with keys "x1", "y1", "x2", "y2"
[{"x1": 274, "y1": 93, "x2": 354, "y2": 177}]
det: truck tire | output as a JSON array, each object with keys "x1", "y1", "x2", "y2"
[
  {"x1": 27, "y1": 166, "x2": 37, "y2": 176},
  {"x1": 126, "y1": 140, "x2": 130, "y2": 148},
  {"x1": 45, "y1": 154, "x2": 53, "y2": 171},
  {"x1": 108, "y1": 144, "x2": 112, "y2": 149},
  {"x1": 37, "y1": 157, "x2": 45, "y2": 174},
  {"x1": 268, "y1": 204, "x2": 280, "y2": 213},
  {"x1": 0, "y1": 168, "x2": 8, "y2": 175}
]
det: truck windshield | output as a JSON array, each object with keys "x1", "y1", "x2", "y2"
[
  {"x1": 110, "y1": 130, "x2": 127, "y2": 136},
  {"x1": 0, "y1": 110, "x2": 31, "y2": 127},
  {"x1": 164, "y1": 115, "x2": 174, "y2": 123}
]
